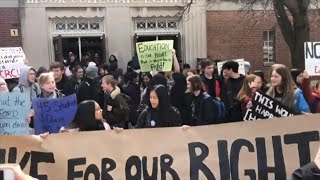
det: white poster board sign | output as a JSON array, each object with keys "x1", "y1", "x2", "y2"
[
  {"x1": 0, "y1": 47, "x2": 25, "y2": 79},
  {"x1": 217, "y1": 59, "x2": 246, "y2": 75},
  {"x1": 304, "y1": 42, "x2": 320, "y2": 76}
]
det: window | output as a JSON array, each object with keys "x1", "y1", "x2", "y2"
[
  {"x1": 54, "y1": 19, "x2": 103, "y2": 33},
  {"x1": 134, "y1": 19, "x2": 179, "y2": 32},
  {"x1": 263, "y1": 30, "x2": 275, "y2": 63}
]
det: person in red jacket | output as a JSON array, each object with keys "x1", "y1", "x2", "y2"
[{"x1": 310, "y1": 81, "x2": 320, "y2": 113}]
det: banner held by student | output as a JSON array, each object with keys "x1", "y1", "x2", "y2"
[
  {"x1": 32, "y1": 94, "x2": 77, "y2": 135},
  {"x1": 0, "y1": 114, "x2": 319, "y2": 179}
]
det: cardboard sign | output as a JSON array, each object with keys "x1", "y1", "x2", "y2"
[
  {"x1": 0, "y1": 93, "x2": 31, "y2": 135},
  {"x1": 32, "y1": 94, "x2": 77, "y2": 135},
  {"x1": 136, "y1": 40, "x2": 174, "y2": 72},
  {"x1": 243, "y1": 92, "x2": 299, "y2": 121},
  {"x1": 0, "y1": 47, "x2": 25, "y2": 79},
  {"x1": 0, "y1": 114, "x2": 319, "y2": 179},
  {"x1": 217, "y1": 59, "x2": 246, "y2": 75},
  {"x1": 305, "y1": 42, "x2": 320, "y2": 76}
]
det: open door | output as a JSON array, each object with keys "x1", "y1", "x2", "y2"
[
  {"x1": 133, "y1": 33, "x2": 138, "y2": 54},
  {"x1": 175, "y1": 33, "x2": 182, "y2": 62},
  {"x1": 101, "y1": 34, "x2": 107, "y2": 64},
  {"x1": 53, "y1": 35, "x2": 63, "y2": 62}
]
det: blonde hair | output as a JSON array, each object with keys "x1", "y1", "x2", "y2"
[
  {"x1": 102, "y1": 75, "x2": 118, "y2": 87},
  {"x1": 237, "y1": 74, "x2": 257, "y2": 101},
  {"x1": 38, "y1": 72, "x2": 55, "y2": 87}
]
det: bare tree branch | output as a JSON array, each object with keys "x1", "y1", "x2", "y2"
[
  {"x1": 175, "y1": 0, "x2": 194, "y2": 21},
  {"x1": 273, "y1": 0, "x2": 295, "y2": 50}
]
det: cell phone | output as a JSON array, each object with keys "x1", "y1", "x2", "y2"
[{"x1": 0, "y1": 168, "x2": 15, "y2": 180}]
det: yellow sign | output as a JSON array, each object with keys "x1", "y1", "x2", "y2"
[
  {"x1": 136, "y1": 40, "x2": 174, "y2": 72},
  {"x1": 10, "y1": 29, "x2": 19, "y2": 37}
]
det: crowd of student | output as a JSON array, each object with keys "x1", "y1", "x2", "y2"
[
  {"x1": 2, "y1": 51, "x2": 320, "y2": 132},
  {"x1": 2, "y1": 50, "x2": 320, "y2": 179}
]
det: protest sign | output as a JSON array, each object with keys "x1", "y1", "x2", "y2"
[
  {"x1": 243, "y1": 91, "x2": 299, "y2": 121},
  {"x1": 217, "y1": 59, "x2": 246, "y2": 75},
  {"x1": 136, "y1": 40, "x2": 174, "y2": 72},
  {"x1": 305, "y1": 42, "x2": 320, "y2": 76},
  {"x1": 0, "y1": 93, "x2": 30, "y2": 135},
  {"x1": 0, "y1": 114, "x2": 319, "y2": 179},
  {"x1": 0, "y1": 47, "x2": 26, "y2": 79},
  {"x1": 32, "y1": 94, "x2": 77, "y2": 135}
]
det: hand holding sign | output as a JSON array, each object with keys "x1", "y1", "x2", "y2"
[{"x1": 243, "y1": 92, "x2": 299, "y2": 121}]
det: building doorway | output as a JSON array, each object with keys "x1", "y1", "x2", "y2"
[{"x1": 53, "y1": 36, "x2": 106, "y2": 64}]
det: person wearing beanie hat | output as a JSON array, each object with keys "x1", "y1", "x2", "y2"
[
  {"x1": 86, "y1": 63, "x2": 98, "y2": 79},
  {"x1": 77, "y1": 62, "x2": 100, "y2": 103}
]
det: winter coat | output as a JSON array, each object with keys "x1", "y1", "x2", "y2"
[
  {"x1": 38, "y1": 89, "x2": 64, "y2": 98},
  {"x1": 189, "y1": 91, "x2": 219, "y2": 126},
  {"x1": 77, "y1": 77, "x2": 100, "y2": 103},
  {"x1": 103, "y1": 87, "x2": 130, "y2": 128},
  {"x1": 295, "y1": 88, "x2": 311, "y2": 113},
  {"x1": 56, "y1": 75, "x2": 74, "y2": 96},
  {"x1": 109, "y1": 61, "x2": 118, "y2": 74},
  {"x1": 136, "y1": 106, "x2": 181, "y2": 128}
]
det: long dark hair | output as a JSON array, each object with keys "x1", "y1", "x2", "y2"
[
  {"x1": 109, "y1": 55, "x2": 118, "y2": 62},
  {"x1": 170, "y1": 72, "x2": 186, "y2": 110},
  {"x1": 142, "y1": 73, "x2": 168, "y2": 104},
  {"x1": 148, "y1": 85, "x2": 171, "y2": 127},
  {"x1": 290, "y1": 69, "x2": 303, "y2": 87},
  {"x1": 73, "y1": 100, "x2": 105, "y2": 131},
  {"x1": 140, "y1": 73, "x2": 152, "y2": 89}
]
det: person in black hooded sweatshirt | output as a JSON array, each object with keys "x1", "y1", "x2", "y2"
[
  {"x1": 136, "y1": 85, "x2": 181, "y2": 128},
  {"x1": 170, "y1": 72, "x2": 187, "y2": 114}
]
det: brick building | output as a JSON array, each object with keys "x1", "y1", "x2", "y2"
[
  {"x1": 207, "y1": 2, "x2": 320, "y2": 78},
  {"x1": 1, "y1": 0, "x2": 320, "y2": 75},
  {"x1": 0, "y1": 0, "x2": 22, "y2": 47}
]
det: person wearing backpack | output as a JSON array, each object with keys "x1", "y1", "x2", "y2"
[
  {"x1": 220, "y1": 61, "x2": 245, "y2": 122},
  {"x1": 122, "y1": 72, "x2": 140, "y2": 126},
  {"x1": 187, "y1": 75, "x2": 222, "y2": 126},
  {"x1": 101, "y1": 75, "x2": 130, "y2": 129},
  {"x1": 200, "y1": 59, "x2": 220, "y2": 99},
  {"x1": 12, "y1": 66, "x2": 41, "y2": 127}
]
